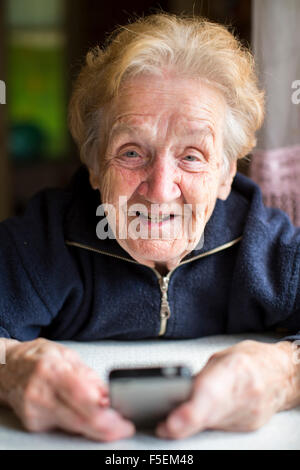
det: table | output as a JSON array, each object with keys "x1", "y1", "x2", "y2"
[{"x1": 0, "y1": 333, "x2": 300, "y2": 450}]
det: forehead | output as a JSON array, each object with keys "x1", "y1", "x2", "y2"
[{"x1": 108, "y1": 74, "x2": 226, "y2": 138}]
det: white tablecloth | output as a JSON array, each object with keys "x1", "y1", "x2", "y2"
[{"x1": 0, "y1": 333, "x2": 300, "y2": 450}]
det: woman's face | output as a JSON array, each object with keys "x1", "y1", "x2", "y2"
[{"x1": 90, "y1": 74, "x2": 236, "y2": 273}]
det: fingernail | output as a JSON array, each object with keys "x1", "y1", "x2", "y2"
[{"x1": 168, "y1": 414, "x2": 185, "y2": 432}]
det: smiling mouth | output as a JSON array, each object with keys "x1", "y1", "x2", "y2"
[{"x1": 129, "y1": 211, "x2": 177, "y2": 223}]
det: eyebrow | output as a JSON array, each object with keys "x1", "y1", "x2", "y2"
[{"x1": 109, "y1": 121, "x2": 214, "y2": 141}]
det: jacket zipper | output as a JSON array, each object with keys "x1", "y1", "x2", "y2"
[
  {"x1": 65, "y1": 240, "x2": 170, "y2": 335},
  {"x1": 65, "y1": 236, "x2": 242, "y2": 337},
  {"x1": 158, "y1": 275, "x2": 171, "y2": 336}
]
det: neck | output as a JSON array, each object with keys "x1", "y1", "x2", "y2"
[{"x1": 154, "y1": 263, "x2": 170, "y2": 276}]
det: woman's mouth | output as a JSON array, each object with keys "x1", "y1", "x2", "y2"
[
  {"x1": 125, "y1": 209, "x2": 193, "y2": 240},
  {"x1": 135, "y1": 211, "x2": 177, "y2": 225}
]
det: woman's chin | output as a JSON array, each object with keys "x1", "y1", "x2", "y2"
[{"x1": 118, "y1": 238, "x2": 187, "y2": 265}]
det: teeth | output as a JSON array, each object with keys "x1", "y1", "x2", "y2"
[
  {"x1": 144, "y1": 214, "x2": 172, "y2": 222},
  {"x1": 149, "y1": 216, "x2": 167, "y2": 222},
  {"x1": 130, "y1": 211, "x2": 175, "y2": 222}
]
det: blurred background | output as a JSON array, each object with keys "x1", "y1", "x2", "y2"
[
  {"x1": 0, "y1": 0, "x2": 299, "y2": 224},
  {"x1": 0, "y1": 0, "x2": 251, "y2": 220}
]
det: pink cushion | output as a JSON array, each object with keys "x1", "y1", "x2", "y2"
[{"x1": 250, "y1": 145, "x2": 300, "y2": 226}]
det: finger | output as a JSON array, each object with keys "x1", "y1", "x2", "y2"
[
  {"x1": 155, "y1": 376, "x2": 216, "y2": 439},
  {"x1": 156, "y1": 399, "x2": 210, "y2": 439},
  {"x1": 55, "y1": 374, "x2": 135, "y2": 432},
  {"x1": 64, "y1": 356, "x2": 109, "y2": 392},
  {"x1": 70, "y1": 363, "x2": 110, "y2": 406},
  {"x1": 47, "y1": 347, "x2": 110, "y2": 400},
  {"x1": 54, "y1": 398, "x2": 135, "y2": 442},
  {"x1": 55, "y1": 369, "x2": 109, "y2": 419}
]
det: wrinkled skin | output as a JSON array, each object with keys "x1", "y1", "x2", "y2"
[
  {"x1": 0, "y1": 337, "x2": 298, "y2": 441},
  {"x1": 155, "y1": 340, "x2": 299, "y2": 439},
  {"x1": 89, "y1": 73, "x2": 236, "y2": 274},
  {"x1": 0, "y1": 338, "x2": 135, "y2": 441}
]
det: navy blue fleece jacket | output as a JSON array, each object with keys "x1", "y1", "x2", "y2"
[{"x1": 0, "y1": 165, "x2": 299, "y2": 342}]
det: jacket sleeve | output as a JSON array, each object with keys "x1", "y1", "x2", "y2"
[
  {"x1": 0, "y1": 188, "x2": 84, "y2": 341},
  {"x1": 228, "y1": 184, "x2": 300, "y2": 342},
  {"x1": 278, "y1": 285, "x2": 300, "y2": 342}
]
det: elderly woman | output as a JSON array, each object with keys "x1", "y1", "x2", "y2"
[{"x1": 0, "y1": 13, "x2": 299, "y2": 442}]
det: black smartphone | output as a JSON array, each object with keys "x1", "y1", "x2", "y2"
[{"x1": 109, "y1": 365, "x2": 193, "y2": 428}]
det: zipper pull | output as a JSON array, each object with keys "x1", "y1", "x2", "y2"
[{"x1": 158, "y1": 276, "x2": 171, "y2": 336}]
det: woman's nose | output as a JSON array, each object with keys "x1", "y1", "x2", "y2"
[{"x1": 137, "y1": 157, "x2": 181, "y2": 203}]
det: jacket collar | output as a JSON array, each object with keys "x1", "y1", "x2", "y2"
[{"x1": 64, "y1": 165, "x2": 249, "y2": 263}]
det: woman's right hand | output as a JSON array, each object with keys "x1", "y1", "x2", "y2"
[{"x1": 0, "y1": 338, "x2": 135, "y2": 441}]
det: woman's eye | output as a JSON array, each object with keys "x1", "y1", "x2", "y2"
[
  {"x1": 183, "y1": 155, "x2": 199, "y2": 162},
  {"x1": 116, "y1": 148, "x2": 145, "y2": 169},
  {"x1": 124, "y1": 150, "x2": 139, "y2": 158}
]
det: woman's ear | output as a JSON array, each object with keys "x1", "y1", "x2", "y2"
[
  {"x1": 88, "y1": 168, "x2": 100, "y2": 190},
  {"x1": 217, "y1": 159, "x2": 237, "y2": 201}
]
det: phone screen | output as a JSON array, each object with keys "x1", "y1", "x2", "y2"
[{"x1": 109, "y1": 366, "x2": 193, "y2": 428}]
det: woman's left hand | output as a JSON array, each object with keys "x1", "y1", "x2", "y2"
[{"x1": 156, "y1": 339, "x2": 297, "y2": 439}]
